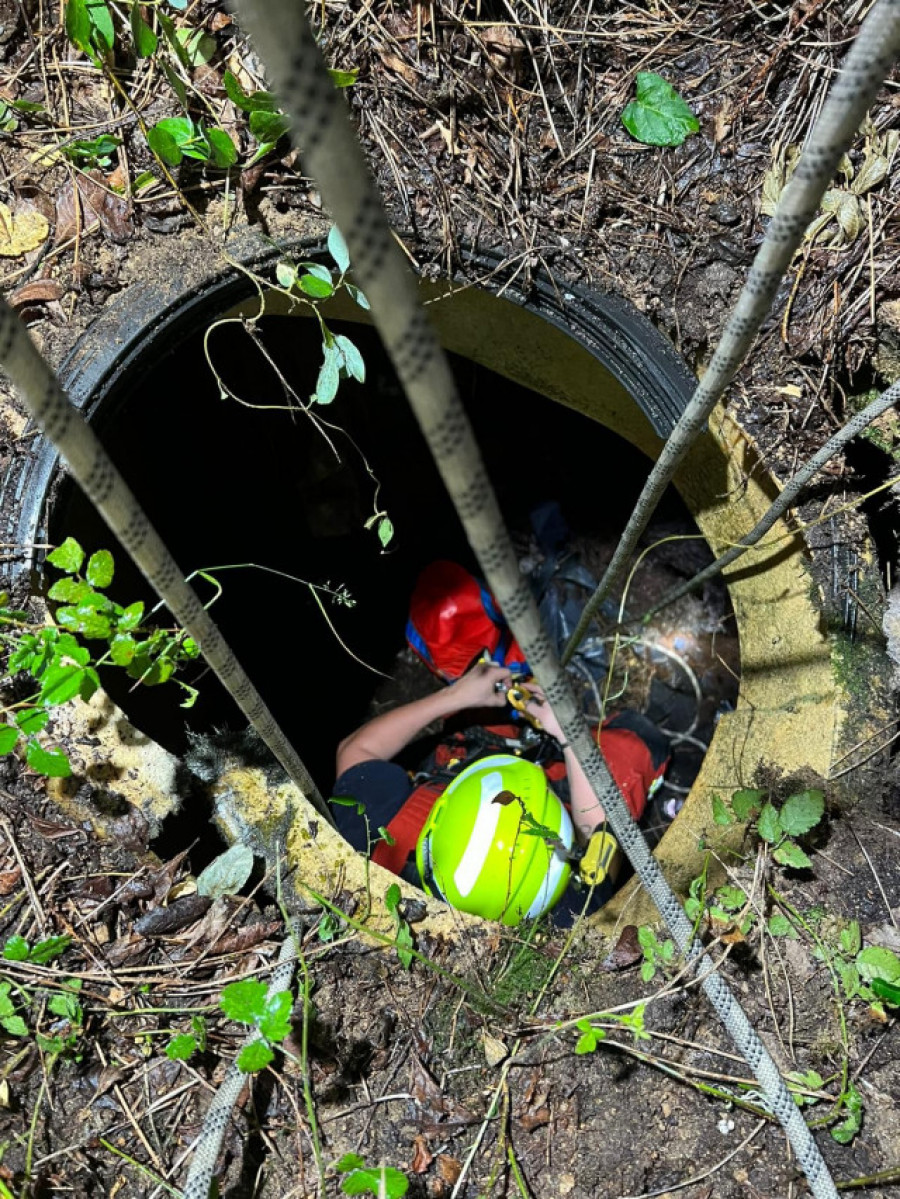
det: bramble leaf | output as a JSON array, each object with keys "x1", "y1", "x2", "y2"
[
  {"x1": 2, "y1": 935, "x2": 29, "y2": 961},
  {"x1": 48, "y1": 537, "x2": 84, "y2": 574},
  {"x1": 258, "y1": 991, "x2": 293, "y2": 1043},
  {"x1": 773, "y1": 841, "x2": 812, "y2": 869},
  {"x1": 0, "y1": 726, "x2": 19, "y2": 754},
  {"x1": 767, "y1": 914, "x2": 797, "y2": 938},
  {"x1": 166, "y1": 1033, "x2": 197, "y2": 1061},
  {"x1": 731, "y1": 789, "x2": 765, "y2": 821},
  {"x1": 25, "y1": 741, "x2": 71, "y2": 778},
  {"x1": 779, "y1": 789, "x2": 824, "y2": 837},
  {"x1": 711, "y1": 793, "x2": 732, "y2": 826},
  {"x1": 757, "y1": 802, "x2": 781, "y2": 844},
  {"x1": 220, "y1": 979, "x2": 267, "y2": 1025},
  {"x1": 856, "y1": 946, "x2": 900, "y2": 985},
  {"x1": 237, "y1": 1040, "x2": 274, "y2": 1073}
]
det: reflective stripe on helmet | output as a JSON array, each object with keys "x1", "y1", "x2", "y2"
[
  {"x1": 453, "y1": 769, "x2": 504, "y2": 897},
  {"x1": 524, "y1": 802, "x2": 573, "y2": 919}
]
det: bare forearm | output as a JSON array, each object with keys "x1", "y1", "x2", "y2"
[
  {"x1": 336, "y1": 689, "x2": 458, "y2": 774},
  {"x1": 563, "y1": 746, "x2": 609, "y2": 840}
]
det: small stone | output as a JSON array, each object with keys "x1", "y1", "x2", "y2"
[
  {"x1": 733, "y1": 1168, "x2": 749, "y2": 1183},
  {"x1": 662, "y1": 1102, "x2": 672, "y2": 1117}
]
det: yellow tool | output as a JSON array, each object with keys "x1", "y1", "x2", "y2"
[
  {"x1": 506, "y1": 682, "x2": 543, "y2": 730},
  {"x1": 578, "y1": 831, "x2": 618, "y2": 887}
]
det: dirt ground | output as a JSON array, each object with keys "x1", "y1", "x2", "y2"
[{"x1": 1, "y1": 1, "x2": 899, "y2": 1197}]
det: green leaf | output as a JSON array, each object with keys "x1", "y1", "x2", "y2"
[
  {"x1": 55, "y1": 632, "x2": 90, "y2": 665},
  {"x1": 86, "y1": 550, "x2": 114, "y2": 589},
  {"x1": 0, "y1": 726, "x2": 19, "y2": 754},
  {"x1": 314, "y1": 343, "x2": 341, "y2": 404},
  {"x1": 302, "y1": 262, "x2": 333, "y2": 286},
  {"x1": 86, "y1": 0, "x2": 114, "y2": 52},
  {"x1": 575, "y1": 1030, "x2": 598, "y2": 1054},
  {"x1": 276, "y1": 261, "x2": 297, "y2": 289},
  {"x1": 65, "y1": 0, "x2": 92, "y2": 55},
  {"x1": 871, "y1": 977, "x2": 900, "y2": 1006},
  {"x1": 299, "y1": 272, "x2": 334, "y2": 299},
  {"x1": 377, "y1": 517, "x2": 394, "y2": 549},
  {"x1": 773, "y1": 841, "x2": 812, "y2": 869},
  {"x1": 715, "y1": 886, "x2": 746, "y2": 912},
  {"x1": 779, "y1": 789, "x2": 825, "y2": 837},
  {"x1": 161, "y1": 60, "x2": 188, "y2": 109},
  {"x1": 147, "y1": 126, "x2": 182, "y2": 165},
  {"x1": 385, "y1": 883, "x2": 401, "y2": 914},
  {"x1": 335, "y1": 1154, "x2": 367, "y2": 1173},
  {"x1": 109, "y1": 633, "x2": 137, "y2": 666},
  {"x1": 345, "y1": 284, "x2": 370, "y2": 310},
  {"x1": 767, "y1": 914, "x2": 797, "y2": 938},
  {"x1": 223, "y1": 70, "x2": 279, "y2": 113},
  {"x1": 856, "y1": 946, "x2": 900, "y2": 985},
  {"x1": 29, "y1": 935, "x2": 71, "y2": 964},
  {"x1": 258, "y1": 991, "x2": 293, "y2": 1043},
  {"x1": 342, "y1": 1167, "x2": 409, "y2": 1198},
  {"x1": 830, "y1": 1082, "x2": 863, "y2": 1144},
  {"x1": 621, "y1": 71, "x2": 699, "y2": 148},
  {"x1": 25, "y1": 741, "x2": 71, "y2": 778},
  {"x1": 711, "y1": 793, "x2": 732, "y2": 826},
  {"x1": 328, "y1": 68, "x2": 359, "y2": 89},
  {"x1": 16, "y1": 708, "x2": 49, "y2": 735},
  {"x1": 0, "y1": 983, "x2": 15, "y2": 1014},
  {"x1": 196, "y1": 844, "x2": 254, "y2": 899},
  {"x1": 249, "y1": 109, "x2": 290, "y2": 145},
  {"x1": 191, "y1": 1013, "x2": 207, "y2": 1051},
  {"x1": 730, "y1": 789, "x2": 765, "y2": 821},
  {"x1": 118, "y1": 601, "x2": 144, "y2": 631},
  {"x1": 55, "y1": 605, "x2": 111, "y2": 639},
  {"x1": 757, "y1": 802, "x2": 781, "y2": 844},
  {"x1": 48, "y1": 577, "x2": 90, "y2": 603},
  {"x1": 48, "y1": 537, "x2": 84, "y2": 574},
  {"x1": 328, "y1": 225, "x2": 350, "y2": 272},
  {"x1": 130, "y1": 2, "x2": 157, "y2": 56},
  {"x1": 205, "y1": 126, "x2": 237, "y2": 168},
  {"x1": 166, "y1": 1033, "x2": 198, "y2": 1061},
  {"x1": 38, "y1": 664, "x2": 87, "y2": 706},
  {"x1": 176, "y1": 26, "x2": 216, "y2": 66},
  {"x1": 395, "y1": 921, "x2": 413, "y2": 969},
  {"x1": 3, "y1": 935, "x2": 29, "y2": 961},
  {"x1": 237, "y1": 1040, "x2": 274, "y2": 1073},
  {"x1": 220, "y1": 979, "x2": 267, "y2": 1025},
  {"x1": 335, "y1": 334, "x2": 365, "y2": 383},
  {"x1": 1, "y1": 1015, "x2": 29, "y2": 1038}
]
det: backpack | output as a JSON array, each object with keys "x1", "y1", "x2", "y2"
[{"x1": 406, "y1": 561, "x2": 530, "y2": 681}]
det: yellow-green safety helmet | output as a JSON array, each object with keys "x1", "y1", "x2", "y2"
[{"x1": 415, "y1": 755, "x2": 573, "y2": 925}]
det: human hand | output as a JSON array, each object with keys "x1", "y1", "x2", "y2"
[
  {"x1": 447, "y1": 660, "x2": 512, "y2": 713},
  {"x1": 521, "y1": 682, "x2": 565, "y2": 742}
]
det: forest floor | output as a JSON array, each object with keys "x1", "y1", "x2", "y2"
[{"x1": 0, "y1": 1, "x2": 899, "y2": 1197}]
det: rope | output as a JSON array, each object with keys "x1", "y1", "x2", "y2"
[
  {"x1": 222, "y1": 1, "x2": 897, "y2": 1194},
  {"x1": 0, "y1": 301, "x2": 330, "y2": 822}
]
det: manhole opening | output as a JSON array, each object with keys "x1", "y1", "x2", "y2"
[{"x1": 47, "y1": 295, "x2": 740, "y2": 869}]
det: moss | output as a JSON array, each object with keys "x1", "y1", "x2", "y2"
[
  {"x1": 492, "y1": 936, "x2": 555, "y2": 1009},
  {"x1": 831, "y1": 631, "x2": 885, "y2": 704}
]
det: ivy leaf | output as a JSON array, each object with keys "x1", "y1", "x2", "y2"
[
  {"x1": 711, "y1": 794, "x2": 733, "y2": 826},
  {"x1": 85, "y1": 550, "x2": 114, "y2": 589},
  {"x1": 258, "y1": 991, "x2": 293, "y2": 1043},
  {"x1": 220, "y1": 979, "x2": 267, "y2": 1025},
  {"x1": 25, "y1": 741, "x2": 71, "y2": 778},
  {"x1": 47, "y1": 537, "x2": 84, "y2": 574},
  {"x1": 298, "y1": 272, "x2": 334, "y2": 299},
  {"x1": 314, "y1": 342, "x2": 341, "y2": 404},
  {"x1": 237, "y1": 1040, "x2": 274, "y2": 1073},
  {"x1": 327, "y1": 225, "x2": 350, "y2": 273},
  {"x1": 779, "y1": 790, "x2": 824, "y2": 837},
  {"x1": 335, "y1": 334, "x2": 365, "y2": 383},
  {"x1": 773, "y1": 841, "x2": 812, "y2": 869},
  {"x1": 0, "y1": 726, "x2": 19, "y2": 754},
  {"x1": 196, "y1": 844, "x2": 254, "y2": 899},
  {"x1": 757, "y1": 802, "x2": 781, "y2": 844},
  {"x1": 731, "y1": 789, "x2": 765, "y2": 821},
  {"x1": 249, "y1": 109, "x2": 290, "y2": 146},
  {"x1": 345, "y1": 284, "x2": 370, "y2": 310},
  {"x1": 621, "y1": 72, "x2": 700, "y2": 148},
  {"x1": 856, "y1": 946, "x2": 900, "y2": 985}
]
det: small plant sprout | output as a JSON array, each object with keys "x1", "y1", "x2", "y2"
[
  {"x1": 574, "y1": 1003, "x2": 650, "y2": 1054},
  {"x1": 637, "y1": 926, "x2": 675, "y2": 982},
  {"x1": 332, "y1": 1154, "x2": 409, "y2": 1199},
  {"x1": 715, "y1": 786, "x2": 825, "y2": 869},
  {"x1": 165, "y1": 1014, "x2": 208, "y2": 1063},
  {"x1": 384, "y1": 883, "x2": 414, "y2": 970},
  {"x1": 219, "y1": 979, "x2": 293, "y2": 1073},
  {"x1": 0, "y1": 935, "x2": 84, "y2": 1062}
]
